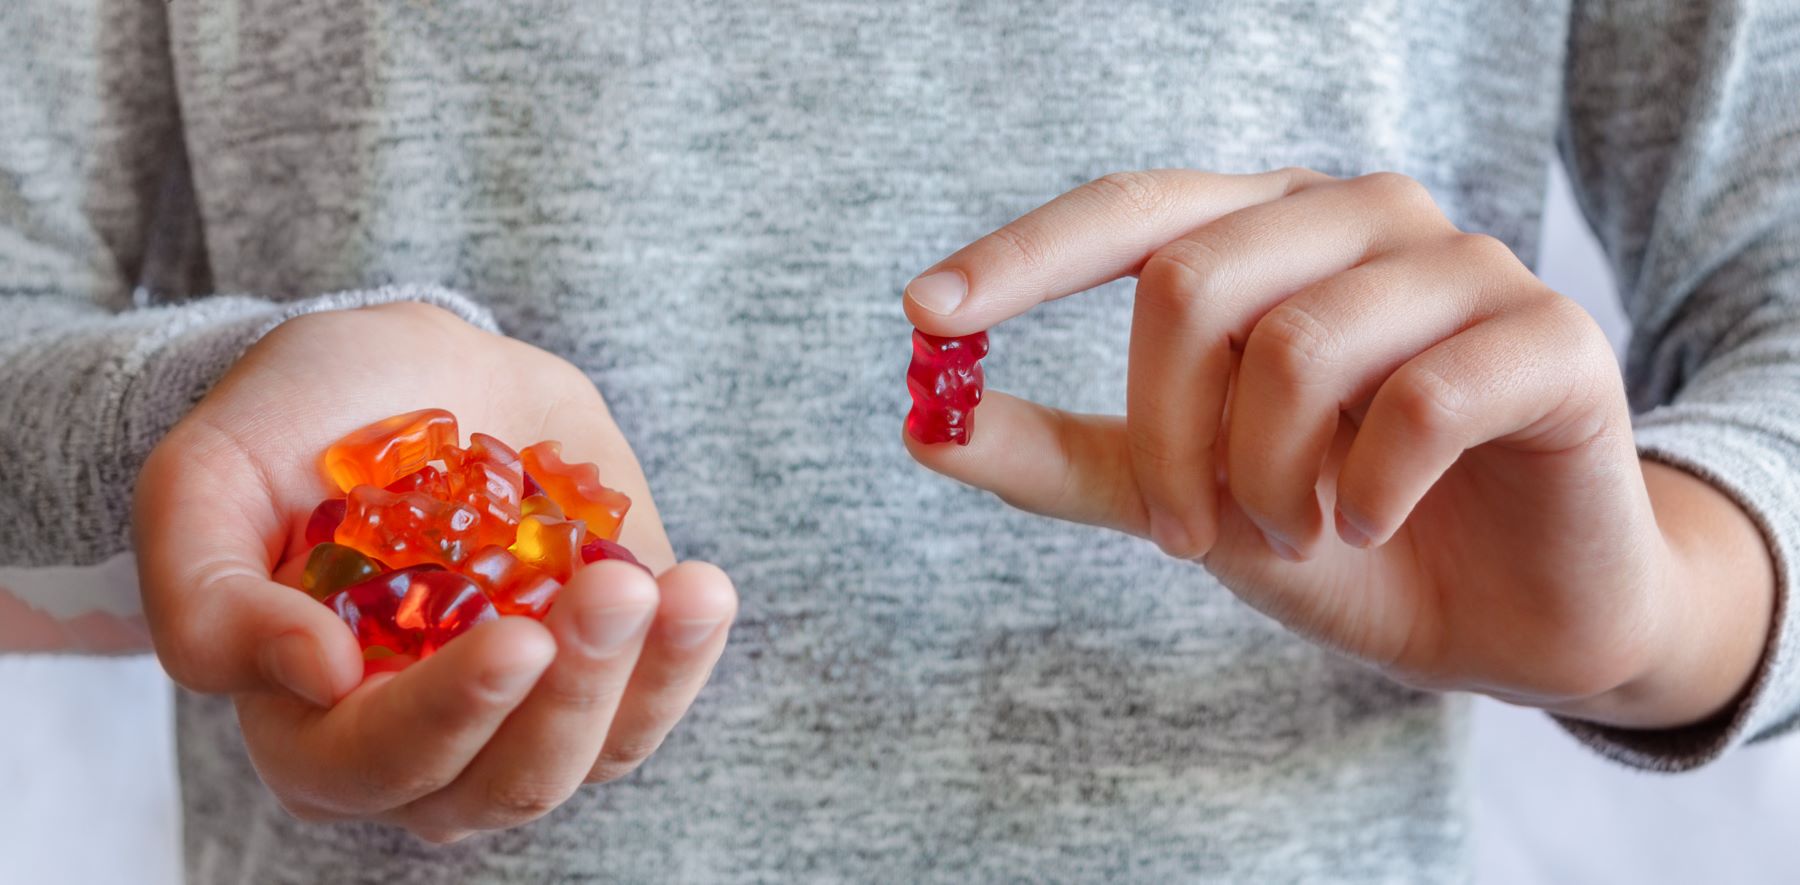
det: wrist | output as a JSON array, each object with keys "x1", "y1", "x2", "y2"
[{"x1": 1548, "y1": 460, "x2": 1775, "y2": 729}]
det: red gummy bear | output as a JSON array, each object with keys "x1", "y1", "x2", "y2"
[
  {"x1": 304, "y1": 498, "x2": 347, "y2": 547},
  {"x1": 579, "y1": 536, "x2": 651, "y2": 575},
  {"x1": 326, "y1": 566, "x2": 496, "y2": 657},
  {"x1": 905, "y1": 329, "x2": 989, "y2": 445},
  {"x1": 335, "y1": 485, "x2": 481, "y2": 569},
  {"x1": 398, "y1": 570, "x2": 499, "y2": 656}
]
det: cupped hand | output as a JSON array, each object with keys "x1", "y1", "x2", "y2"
[
  {"x1": 136, "y1": 302, "x2": 737, "y2": 842},
  {"x1": 905, "y1": 169, "x2": 1773, "y2": 729}
]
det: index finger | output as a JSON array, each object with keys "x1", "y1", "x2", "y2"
[{"x1": 903, "y1": 168, "x2": 1325, "y2": 336}]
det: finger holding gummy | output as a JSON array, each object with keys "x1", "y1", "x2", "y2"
[{"x1": 291, "y1": 408, "x2": 649, "y2": 669}]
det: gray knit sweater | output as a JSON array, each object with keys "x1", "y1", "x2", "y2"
[{"x1": 4, "y1": 0, "x2": 1799, "y2": 881}]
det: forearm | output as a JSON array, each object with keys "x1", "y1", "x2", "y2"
[{"x1": 1547, "y1": 460, "x2": 1775, "y2": 729}]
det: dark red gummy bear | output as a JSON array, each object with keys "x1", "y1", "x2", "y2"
[
  {"x1": 905, "y1": 329, "x2": 989, "y2": 445},
  {"x1": 579, "y1": 536, "x2": 652, "y2": 575},
  {"x1": 325, "y1": 566, "x2": 434, "y2": 655},
  {"x1": 325, "y1": 566, "x2": 496, "y2": 657},
  {"x1": 305, "y1": 498, "x2": 348, "y2": 547}
]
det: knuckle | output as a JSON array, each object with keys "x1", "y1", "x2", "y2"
[
  {"x1": 151, "y1": 631, "x2": 208, "y2": 692},
  {"x1": 486, "y1": 777, "x2": 577, "y2": 820},
  {"x1": 1272, "y1": 165, "x2": 1333, "y2": 193},
  {"x1": 1450, "y1": 231, "x2": 1519, "y2": 270},
  {"x1": 1389, "y1": 364, "x2": 1471, "y2": 437},
  {"x1": 1084, "y1": 170, "x2": 1167, "y2": 218},
  {"x1": 357, "y1": 755, "x2": 452, "y2": 803},
  {"x1": 585, "y1": 739, "x2": 662, "y2": 784},
  {"x1": 538, "y1": 676, "x2": 611, "y2": 714},
  {"x1": 1355, "y1": 171, "x2": 1436, "y2": 213},
  {"x1": 988, "y1": 222, "x2": 1051, "y2": 274},
  {"x1": 1248, "y1": 303, "x2": 1338, "y2": 384},
  {"x1": 1140, "y1": 239, "x2": 1228, "y2": 316}
]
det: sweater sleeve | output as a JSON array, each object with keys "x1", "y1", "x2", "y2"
[
  {"x1": 1555, "y1": 0, "x2": 1800, "y2": 769},
  {"x1": 0, "y1": 1, "x2": 496, "y2": 650}
]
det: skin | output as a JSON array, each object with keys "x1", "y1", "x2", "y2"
[
  {"x1": 135, "y1": 302, "x2": 738, "y2": 843},
  {"x1": 904, "y1": 168, "x2": 1776, "y2": 730}
]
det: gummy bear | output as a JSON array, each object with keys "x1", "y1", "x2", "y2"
[
  {"x1": 509, "y1": 514, "x2": 586, "y2": 582},
  {"x1": 322, "y1": 409, "x2": 459, "y2": 493},
  {"x1": 300, "y1": 542, "x2": 384, "y2": 601},
  {"x1": 325, "y1": 567, "x2": 434, "y2": 656},
  {"x1": 462, "y1": 545, "x2": 562, "y2": 618},
  {"x1": 393, "y1": 569, "x2": 498, "y2": 656},
  {"x1": 444, "y1": 433, "x2": 523, "y2": 475},
  {"x1": 905, "y1": 329, "x2": 988, "y2": 445},
  {"x1": 579, "y1": 536, "x2": 651, "y2": 575},
  {"x1": 519, "y1": 442, "x2": 631, "y2": 541},
  {"x1": 304, "y1": 498, "x2": 347, "y2": 547},
  {"x1": 326, "y1": 566, "x2": 495, "y2": 657},
  {"x1": 335, "y1": 484, "x2": 481, "y2": 569},
  {"x1": 438, "y1": 433, "x2": 525, "y2": 547},
  {"x1": 385, "y1": 464, "x2": 451, "y2": 497},
  {"x1": 520, "y1": 494, "x2": 563, "y2": 520}
]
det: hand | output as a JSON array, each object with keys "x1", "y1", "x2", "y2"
[
  {"x1": 904, "y1": 169, "x2": 1774, "y2": 729},
  {"x1": 135, "y1": 302, "x2": 737, "y2": 842}
]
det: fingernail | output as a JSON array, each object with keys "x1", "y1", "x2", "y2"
[
  {"x1": 1262, "y1": 531, "x2": 1303, "y2": 563},
  {"x1": 1335, "y1": 509, "x2": 1374, "y2": 549},
  {"x1": 577, "y1": 606, "x2": 655, "y2": 657},
  {"x1": 906, "y1": 270, "x2": 967, "y2": 316},
  {"x1": 261, "y1": 633, "x2": 332, "y2": 707},
  {"x1": 664, "y1": 618, "x2": 725, "y2": 650}
]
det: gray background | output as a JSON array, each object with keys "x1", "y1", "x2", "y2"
[{"x1": 0, "y1": 163, "x2": 1792, "y2": 884}]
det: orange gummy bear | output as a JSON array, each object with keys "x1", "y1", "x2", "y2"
[
  {"x1": 323, "y1": 409, "x2": 459, "y2": 493},
  {"x1": 336, "y1": 484, "x2": 481, "y2": 569},
  {"x1": 462, "y1": 545, "x2": 562, "y2": 618},
  {"x1": 443, "y1": 434, "x2": 525, "y2": 548},
  {"x1": 518, "y1": 441, "x2": 631, "y2": 541},
  {"x1": 509, "y1": 514, "x2": 586, "y2": 582}
]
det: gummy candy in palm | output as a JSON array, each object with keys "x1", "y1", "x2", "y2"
[
  {"x1": 394, "y1": 569, "x2": 499, "y2": 656},
  {"x1": 322, "y1": 408, "x2": 459, "y2": 493},
  {"x1": 449, "y1": 462, "x2": 524, "y2": 546},
  {"x1": 385, "y1": 464, "x2": 451, "y2": 497},
  {"x1": 519, "y1": 441, "x2": 631, "y2": 541},
  {"x1": 439, "y1": 433, "x2": 525, "y2": 546},
  {"x1": 304, "y1": 498, "x2": 347, "y2": 547},
  {"x1": 905, "y1": 330, "x2": 988, "y2": 445},
  {"x1": 335, "y1": 484, "x2": 480, "y2": 569},
  {"x1": 579, "y1": 536, "x2": 651, "y2": 575},
  {"x1": 462, "y1": 545, "x2": 561, "y2": 618},
  {"x1": 520, "y1": 494, "x2": 563, "y2": 520},
  {"x1": 326, "y1": 566, "x2": 495, "y2": 657},
  {"x1": 445, "y1": 433, "x2": 523, "y2": 475},
  {"x1": 510, "y1": 513, "x2": 586, "y2": 582},
  {"x1": 301, "y1": 542, "x2": 384, "y2": 601},
  {"x1": 326, "y1": 567, "x2": 432, "y2": 656}
]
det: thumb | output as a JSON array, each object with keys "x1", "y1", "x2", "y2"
[{"x1": 135, "y1": 431, "x2": 363, "y2": 706}]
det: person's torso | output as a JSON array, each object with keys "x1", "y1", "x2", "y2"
[{"x1": 168, "y1": 1, "x2": 1569, "y2": 880}]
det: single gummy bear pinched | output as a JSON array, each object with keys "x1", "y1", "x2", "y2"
[{"x1": 905, "y1": 329, "x2": 989, "y2": 445}]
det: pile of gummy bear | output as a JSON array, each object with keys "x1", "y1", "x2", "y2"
[{"x1": 298, "y1": 409, "x2": 646, "y2": 659}]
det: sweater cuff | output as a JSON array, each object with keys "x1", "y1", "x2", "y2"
[{"x1": 1556, "y1": 415, "x2": 1800, "y2": 771}]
